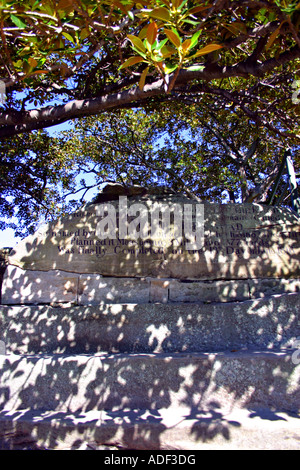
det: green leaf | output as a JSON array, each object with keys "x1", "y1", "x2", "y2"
[
  {"x1": 164, "y1": 29, "x2": 181, "y2": 48},
  {"x1": 266, "y1": 24, "x2": 282, "y2": 50},
  {"x1": 28, "y1": 57, "x2": 38, "y2": 68},
  {"x1": 164, "y1": 63, "x2": 178, "y2": 74},
  {"x1": 57, "y1": 0, "x2": 74, "y2": 10},
  {"x1": 28, "y1": 69, "x2": 49, "y2": 76},
  {"x1": 138, "y1": 25, "x2": 148, "y2": 40},
  {"x1": 156, "y1": 38, "x2": 169, "y2": 51},
  {"x1": 183, "y1": 18, "x2": 201, "y2": 26},
  {"x1": 127, "y1": 34, "x2": 147, "y2": 53},
  {"x1": 149, "y1": 7, "x2": 171, "y2": 22},
  {"x1": 158, "y1": 0, "x2": 171, "y2": 7},
  {"x1": 139, "y1": 66, "x2": 149, "y2": 91},
  {"x1": 185, "y1": 65, "x2": 205, "y2": 71},
  {"x1": 10, "y1": 14, "x2": 27, "y2": 28},
  {"x1": 147, "y1": 22, "x2": 158, "y2": 46},
  {"x1": 190, "y1": 30, "x2": 202, "y2": 49},
  {"x1": 80, "y1": 28, "x2": 90, "y2": 40},
  {"x1": 190, "y1": 44, "x2": 223, "y2": 58},
  {"x1": 182, "y1": 39, "x2": 192, "y2": 52},
  {"x1": 172, "y1": 0, "x2": 182, "y2": 8},
  {"x1": 13, "y1": 59, "x2": 23, "y2": 68},
  {"x1": 62, "y1": 32, "x2": 75, "y2": 44},
  {"x1": 18, "y1": 46, "x2": 31, "y2": 57},
  {"x1": 178, "y1": 0, "x2": 190, "y2": 11},
  {"x1": 160, "y1": 45, "x2": 176, "y2": 58},
  {"x1": 119, "y1": 56, "x2": 145, "y2": 70},
  {"x1": 184, "y1": 5, "x2": 212, "y2": 16},
  {"x1": 224, "y1": 22, "x2": 247, "y2": 36}
]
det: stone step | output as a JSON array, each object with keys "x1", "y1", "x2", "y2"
[
  {"x1": 1, "y1": 350, "x2": 299, "y2": 415},
  {"x1": 2, "y1": 266, "x2": 300, "y2": 305},
  {"x1": 1, "y1": 293, "x2": 299, "y2": 354},
  {"x1": 0, "y1": 406, "x2": 299, "y2": 450}
]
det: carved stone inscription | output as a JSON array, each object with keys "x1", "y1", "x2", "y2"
[{"x1": 7, "y1": 199, "x2": 300, "y2": 280}]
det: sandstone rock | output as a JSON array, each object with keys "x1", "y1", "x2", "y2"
[
  {"x1": 78, "y1": 275, "x2": 149, "y2": 304},
  {"x1": 169, "y1": 279, "x2": 249, "y2": 303},
  {"x1": 149, "y1": 278, "x2": 170, "y2": 303},
  {"x1": 248, "y1": 278, "x2": 300, "y2": 298},
  {"x1": 2, "y1": 265, "x2": 79, "y2": 305},
  {"x1": 1, "y1": 351, "x2": 299, "y2": 413},
  {"x1": 2, "y1": 293, "x2": 300, "y2": 355},
  {"x1": 4, "y1": 200, "x2": 300, "y2": 280},
  {"x1": 92, "y1": 183, "x2": 148, "y2": 203}
]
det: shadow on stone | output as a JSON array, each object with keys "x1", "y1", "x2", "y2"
[{"x1": 0, "y1": 197, "x2": 299, "y2": 449}]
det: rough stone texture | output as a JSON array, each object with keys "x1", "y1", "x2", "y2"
[
  {"x1": 0, "y1": 293, "x2": 299, "y2": 355},
  {"x1": 92, "y1": 183, "x2": 148, "y2": 201},
  {"x1": 1, "y1": 267, "x2": 152, "y2": 305},
  {"x1": 2, "y1": 264, "x2": 300, "y2": 305},
  {"x1": 1, "y1": 196, "x2": 299, "y2": 451},
  {"x1": 0, "y1": 289, "x2": 299, "y2": 450},
  {"x1": 249, "y1": 278, "x2": 300, "y2": 298},
  {"x1": 6, "y1": 200, "x2": 300, "y2": 280},
  {"x1": 1, "y1": 265, "x2": 78, "y2": 305},
  {"x1": 0, "y1": 407, "x2": 299, "y2": 450},
  {"x1": 0, "y1": 249, "x2": 11, "y2": 305},
  {"x1": 149, "y1": 278, "x2": 170, "y2": 303},
  {"x1": 78, "y1": 275, "x2": 150, "y2": 304},
  {"x1": 0, "y1": 351, "x2": 299, "y2": 414},
  {"x1": 169, "y1": 279, "x2": 250, "y2": 303}
]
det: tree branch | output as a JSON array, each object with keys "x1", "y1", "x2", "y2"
[{"x1": 1, "y1": 45, "x2": 299, "y2": 138}]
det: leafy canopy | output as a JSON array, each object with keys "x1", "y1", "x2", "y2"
[
  {"x1": 0, "y1": 1, "x2": 299, "y2": 237},
  {"x1": 0, "y1": 0, "x2": 299, "y2": 136},
  {"x1": 1, "y1": 102, "x2": 298, "y2": 237}
]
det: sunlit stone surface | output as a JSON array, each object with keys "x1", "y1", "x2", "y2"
[{"x1": 5, "y1": 198, "x2": 300, "y2": 280}]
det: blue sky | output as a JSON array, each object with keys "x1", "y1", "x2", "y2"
[{"x1": 0, "y1": 228, "x2": 20, "y2": 249}]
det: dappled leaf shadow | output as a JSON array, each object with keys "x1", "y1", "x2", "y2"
[{"x1": 0, "y1": 200, "x2": 299, "y2": 449}]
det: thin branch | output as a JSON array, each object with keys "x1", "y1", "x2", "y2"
[{"x1": 1, "y1": 44, "x2": 300, "y2": 137}]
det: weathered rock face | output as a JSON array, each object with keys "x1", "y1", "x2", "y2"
[
  {"x1": 5, "y1": 195, "x2": 300, "y2": 280},
  {"x1": 0, "y1": 249, "x2": 11, "y2": 304}
]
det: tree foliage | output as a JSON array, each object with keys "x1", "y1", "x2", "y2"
[
  {"x1": 0, "y1": 130, "x2": 77, "y2": 236},
  {"x1": 0, "y1": 1, "x2": 300, "y2": 237},
  {"x1": 0, "y1": 0, "x2": 299, "y2": 137},
  {"x1": 59, "y1": 103, "x2": 300, "y2": 201},
  {"x1": 0, "y1": 101, "x2": 299, "y2": 237}
]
